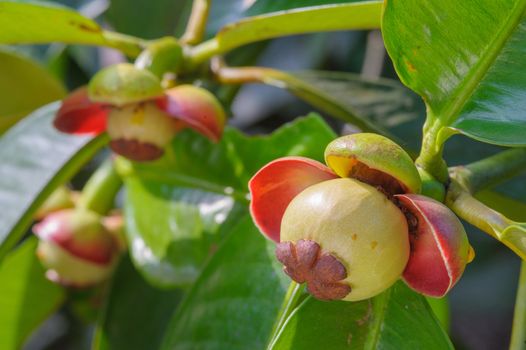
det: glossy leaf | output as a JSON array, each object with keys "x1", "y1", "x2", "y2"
[
  {"x1": 196, "y1": 2, "x2": 382, "y2": 61},
  {"x1": 248, "y1": 0, "x2": 364, "y2": 14},
  {"x1": 117, "y1": 114, "x2": 336, "y2": 287},
  {"x1": 383, "y1": 0, "x2": 526, "y2": 146},
  {"x1": 161, "y1": 215, "x2": 290, "y2": 350},
  {"x1": 124, "y1": 178, "x2": 240, "y2": 288},
  {"x1": 207, "y1": 0, "x2": 371, "y2": 36},
  {"x1": 0, "y1": 103, "x2": 106, "y2": 262},
  {"x1": 270, "y1": 282, "x2": 453, "y2": 350},
  {"x1": 0, "y1": 237, "x2": 65, "y2": 349},
  {"x1": 0, "y1": 49, "x2": 66, "y2": 133},
  {"x1": 0, "y1": 1, "x2": 143, "y2": 56},
  {"x1": 92, "y1": 256, "x2": 183, "y2": 350}
]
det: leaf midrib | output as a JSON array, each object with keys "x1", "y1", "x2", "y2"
[{"x1": 439, "y1": 1, "x2": 526, "y2": 127}]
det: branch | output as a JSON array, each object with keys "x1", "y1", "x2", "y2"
[
  {"x1": 211, "y1": 57, "x2": 394, "y2": 137},
  {"x1": 77, "y1": 159, "x2": 122, "y2": 215},
  {"x1": 510, "y1": 261, "x2": 526, "y2": 350},
  {"x1": 446, "y1": 149, "x2": 526, "y2": 260},
  {"x1": 452, "y1": 148, "x2": 526, "y2": 193},
  {"x1": 181, "y1": 0, "x2": 211, "y2": 45}
]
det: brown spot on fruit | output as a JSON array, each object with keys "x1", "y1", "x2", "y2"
[
  {"x1": 275, "y1": 239, "x2": 351, "y2": 301},
  {"x1": 110, "y1": 139, "x2": 164, "y2": 162},
  {"x1": 351, "y1": 234, "x2": 357, "y2": 241},
  {"x1": 371, "y1": 241, "x2": 378, "y2": 250}
]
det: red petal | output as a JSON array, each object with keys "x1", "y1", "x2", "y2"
[
  {"x1": 249, "y1": 157, "x2": 338, "y2": 242},
  {"x1": 54, "y1": 87, "x2": 108, "y2": 134},
  {"x1": 395, "y1": 194, "x2": 470, "y2": 297},
  {"x1": 157, "y1": 85, "x2": 225, "y2": 141}
]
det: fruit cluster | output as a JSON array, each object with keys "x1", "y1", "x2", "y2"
[{"x1": 249, "y1": 133, "x2": 472, "y2": 301}]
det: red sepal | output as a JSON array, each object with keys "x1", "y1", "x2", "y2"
[
  {"x1": 54, "y1": 87, "x2": 108, "y2": 134},
  {"x1": 395, "y1": 194, "x2": 470, "y2": 297},
  {"x1": 249, "y1": 157, "x2": 338, "y2": 242},
  {"x1": 157, "y1": 85, "x2": 225, "y2": 142}
]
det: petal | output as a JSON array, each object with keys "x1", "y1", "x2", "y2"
[
  {"x1": 157, "y1": 85, "x2": 226, "y2": 141},
  {"x1": 249, "y1": 157, "x2": 338, "y2": 242},
  {"x1": 54, "y1": 87, "x2": 108, "y2": 134},
  {"x1": 395, "y1": 194, "x2": 470, "y2": 297}
]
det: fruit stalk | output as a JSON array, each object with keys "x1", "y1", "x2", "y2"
[
  {"x1": 452, "y1": 148, "x2": 526, "y2": 193},
  {"x1": 77, "y1": 159, "x2": 122, "y2": 215},
  {"x1": 211, "y1": 57, "x2": 393, "y2": 138},
  {"x1": 181, "y1": 0, "x2": 211, "y2": 45},
  {"x1": 510, "y1": 260, "x2": 526, "y2": 350}
]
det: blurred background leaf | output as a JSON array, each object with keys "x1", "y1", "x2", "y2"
[
  {"x1": 0, "y1": 103, "x2": 105, "y2": 262},
  {"x1": 0, "y1": 49, "x2": 66, "y2": 133},
  {"x1": 0, "y1": 237, "x2": 65, "y2": 350}
]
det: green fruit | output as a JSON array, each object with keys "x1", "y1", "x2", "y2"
[{"x1": 279, "y1": 178, "x2": 410, "y2": 301}]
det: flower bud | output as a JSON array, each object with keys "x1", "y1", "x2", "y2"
[
  {"x1": 33, "y1": 209, "x2": 119, "y2": 287},
  {"x1": 35, "y1": 186, "x2": 77, "y2": 220}
]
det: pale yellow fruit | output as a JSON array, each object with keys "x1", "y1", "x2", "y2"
[
  {"x1": 107, "y1": 101, "x2": 177, "y2": 149},
  {"x1": 280, "y1": 178, "x2": 410, "y2": 301}
]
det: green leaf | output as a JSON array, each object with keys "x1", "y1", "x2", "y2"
[
  {"x1": 217, "y1": 2, "x2": 381, "y2": 50},
  {"x1": 161, "y1": 215, "x2": 290, "y2": 350},
  {"x1": 426, "y1": 297, "x2": 450, "y2": 331},
  {"x1": 0, "y1": 237, "x2": 65, "y2": 350},
  {"x1": 0, "y1": 1, "x2": 144, "y2": 56},
  {"x1": 207, "y1": 0, "x2": 367, "y2": 35},
  {"x1": 117, "y1": 114, "x2": 336, "y2": 288},
  {"x1": 124, "y1": 178, "x2": 242, "y2": 288},
  {"x1": 0, "y1": 49, "x2": 65, "y2": 133},
  {"x1": 191, "y1": 2, "x2": 382, "y2": 64},
  {"x1": 247, "y1": 0, "x2": 365, "y2": 14},
  {"x1": 0, "y1": 102, "x2": 107, "y2": 262},
  {"x1": 270, "y1": 282, "x2": 453, "y2": 350},
  {"x1": 383, "y1": 0, "x2": 526, "y2": 146},
  {"x1": 93, "y1": 255, "x2": 183, "y2": 350}
]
